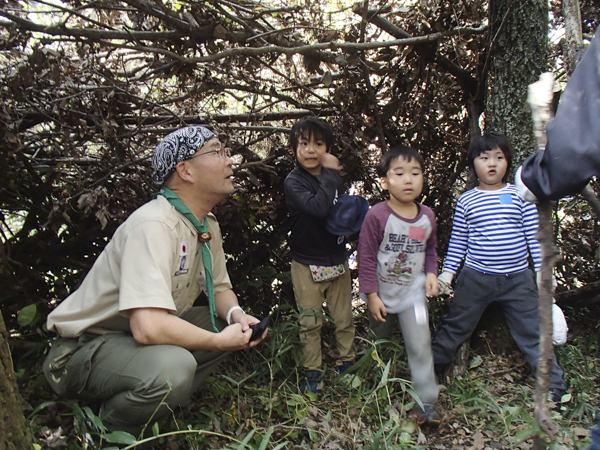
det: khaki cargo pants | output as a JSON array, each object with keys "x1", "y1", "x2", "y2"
[
  {"x1": 43, "y1": 306, "x2": 228, "y2": 437},
  {"x1": 291, "y1": 260, "x2": 355, "y2": 371}
]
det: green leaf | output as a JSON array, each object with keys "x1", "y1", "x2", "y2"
[
  {"x1": 469, "y1": 355, "x2": 483, "y2": 369},
  {"x1": 377, "y1": 360, "x2": 391, "y2": 388},
  {"x1": 83, "y1": 406, "x2": 106, "y2": 432},
  {"x1": 236, "y1": 429, "x2": 255, "y2": 449},
  {"x1": 103, "y1": 430, "x2": 137, "y2": 444},
  {"x1": 17, "y1": 304, "x2": 37, "y2": 327},
  {"x1": 257, "y1": 426, "x2": 274, "y2": 450},
  {"x1": 513, "y1": 426, "x2": 538, "y2": 442}
]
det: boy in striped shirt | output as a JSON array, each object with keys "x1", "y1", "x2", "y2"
[{"x1": 431, "y1": 134, "x2": 567, "y2": 402}]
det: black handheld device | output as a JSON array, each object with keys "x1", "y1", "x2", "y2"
[{"x1": 249, "y1": 317, "x2": 270, "y2": 342}]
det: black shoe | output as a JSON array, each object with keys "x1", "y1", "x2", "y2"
[
  {"x1": 414, "y1": 403, "x2": 441, "y2": 426},
  {"x1": 299, "y1": 370, "x2": 323, "y2": 393},
  {"x1": 548, "y1": 388, "x2": 565, "y2": 411},
  {"x1": 337, "y1": 361, "x2": 356, "y2": 375}
]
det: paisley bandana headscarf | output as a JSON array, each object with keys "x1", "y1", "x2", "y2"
[{"x1": 151, "y1": 126, "x2": 217, "y2": 184}]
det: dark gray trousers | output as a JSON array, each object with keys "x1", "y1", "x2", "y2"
[
  {"x1": 43, "y1": 307, "x2": 229, "y2": 437},
  {"x1": 431, "y1": 267, "x2": 567, "y2": 390}
]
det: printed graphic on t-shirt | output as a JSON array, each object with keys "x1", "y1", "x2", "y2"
[{"x1": 381, "y1": 228, "x2": 427, "y2": 285}]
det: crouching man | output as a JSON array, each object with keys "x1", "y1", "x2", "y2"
[{"x1": 44, "y1": 126, "x2": 267, "y2": 436}]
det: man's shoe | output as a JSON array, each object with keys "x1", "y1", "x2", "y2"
[
  {"x1": 414, "y1": 403, "x2": 441, "y2": 426},
  {"x1": 299, "y1": 370, "x2": 323, "y2": 393},
  {"x1": 337, "y1": 361, "x2": 356, "y2": 375}
]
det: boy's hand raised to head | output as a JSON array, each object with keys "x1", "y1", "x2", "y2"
[
  {"x1": 366, "y1": 293, "x2": 387, "y2": 322},
  {"x1": 320, "y1": 152, "x2": 342, "y2": 170}
]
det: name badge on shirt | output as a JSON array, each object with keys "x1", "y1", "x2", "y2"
[
  {"x1": 499, "y1": 194, "x2": 513, "y2": 204},
  {"x1": 176, "y1": 243, "x2": 188, "y2": 275},
  {"x1": 408, "y1": 226, "x2": 426, "y2": 241},
  {"x1": 175, "y1": 255, "x2": 188, "y2": 275}
]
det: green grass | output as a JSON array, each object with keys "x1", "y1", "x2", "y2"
[{"x1": 24, "y1": 310, "x2": 600, "y2": 449}]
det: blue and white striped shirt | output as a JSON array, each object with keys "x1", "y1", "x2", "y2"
[{"x1": 443, "y1": 184, "x2": 541, "y2": 275}]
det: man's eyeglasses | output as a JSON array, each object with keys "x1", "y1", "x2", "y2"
[{"x1": 193, "y1": 142, "x2": 231, "y2": 159}]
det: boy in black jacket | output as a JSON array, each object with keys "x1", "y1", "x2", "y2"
[{"x1": 284, "y1": 117, "x2": 355, "y2": 393}]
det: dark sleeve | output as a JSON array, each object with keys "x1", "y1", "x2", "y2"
[
  {"x1": 521, "y1": 33, "x2": 600, "y2": 200},
  {"x1": 284, "y1": 168, "x2": 342, "y2": 219}
]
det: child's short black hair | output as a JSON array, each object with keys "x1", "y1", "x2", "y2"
[
  {"x1": 467, "y1": 134, "x2": 514, "y2": 179},
  {"x1": 377, "y1": 146, "x2": 424, "y2": 177},
  {"x1": 289, "y1": 117, "x2": 335, "y2": 154}
]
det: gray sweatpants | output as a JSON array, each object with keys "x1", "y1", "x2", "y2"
[
  {"x1": 369, "y1": 301, "x2": 440, "y2": 405},
  {"x1": 43, "y1": 307, "x2": 228, "y2": 437},
  {"x1": 431, "y1": 267, "x2": 567, "y2": 391}
]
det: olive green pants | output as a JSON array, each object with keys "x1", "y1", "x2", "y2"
[
  {"x1": 291, "y1": 260, "x2": 355, "y2": 371},
  {"x1": 43, "y1": 307, "x2": 228, "y2": 437}
]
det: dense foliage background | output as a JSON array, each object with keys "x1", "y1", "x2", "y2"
[
  {"x1": 1, "y1": 0, "x2": 600, "y2": 448},
  {"x1": 1, "y1": 0, "x2": 598, "y2": 332}
]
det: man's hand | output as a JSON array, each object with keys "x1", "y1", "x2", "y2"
[
  {"x1": 229, "y1": 310, "x2": 268, "y2": 348},
  {"x1": 367, "y1": 293, "x2": 387, "y2": 322},
  {"x1": 515, "y1": 166, "x2": 539, "y2": 203},
  {"x1": 437, "y1": 271, "x2": 454, "y2": 296},
  {"x1": 216, "y1": 323, "x2": 253, "y2": 350},
  {"x1": 426, "y1": 272, "x2": 439, "y2": 297}
]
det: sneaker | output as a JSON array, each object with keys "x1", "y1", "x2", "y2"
[
  {"x1": 337, "y1": 361, "x2": 356, "y2": 375},
  {"x1": 414, "y1": 403, "x2": 441, "y2": 426},
  {"x1": 548, "y1": 388, "x2": 565, "y2": 411},
  {"x1": 548, "y1": 388, "x2": 564, "y2": 403},
  {"x1": 299, "y1": 370, "x2": 323, "y2": 393}
]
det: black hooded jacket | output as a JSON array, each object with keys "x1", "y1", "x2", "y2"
[{"x1": 284, "y1": 166, "x2": 347, "y2": 266}]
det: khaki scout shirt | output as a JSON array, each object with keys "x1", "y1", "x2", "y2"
[{"x1": 47, "y1": 195, "x2": 233, "y2": 337}]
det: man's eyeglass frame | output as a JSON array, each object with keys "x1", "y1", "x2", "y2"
[{"x1": 192, "y1": 142, "x2": 231, "y2": 159}]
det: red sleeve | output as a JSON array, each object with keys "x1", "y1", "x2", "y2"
[
  {"x1": 357, "y1": 205, "x2": 386, "y2": 294},
  {"x1": 422, "y1": 206, "x2": 439, "y2": 276}
]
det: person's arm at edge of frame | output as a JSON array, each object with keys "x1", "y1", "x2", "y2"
[
  {"x1": 128, "y1": 290, "x2": 266, "y2": 352},
  {"x1": 519, "y1": 33, "x2": 600, "y2": 201}
]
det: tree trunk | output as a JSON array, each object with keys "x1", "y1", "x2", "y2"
[
  {"x1": 486, "y1": 0, "x2": 548, "y2": 170},
  {"x1": 0, "y1": 309, "x2": 33, "y2": 450},
  {"x1": 533, "y1": 203, "x2": 559, "y2": 440},
  {"x1": 562, "y1": 0, "x2": 584, "y2": 74}
]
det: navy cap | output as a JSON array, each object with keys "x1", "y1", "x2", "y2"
[{"x1": 326, "y1": 194, "x2": 370, "y2": 235}]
